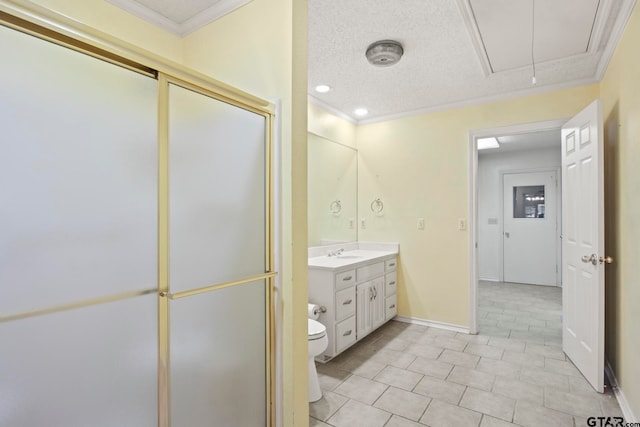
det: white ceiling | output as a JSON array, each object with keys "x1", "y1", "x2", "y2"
[
  {"x1": 479, "y1": 129, "x2": 561, "y2": 156},
  {"x1": 308, "y1": 0, "x2": 635, "y2": 123},
  {"x1": 105, "y1": 0, "x2": 252, "y2": 36}
]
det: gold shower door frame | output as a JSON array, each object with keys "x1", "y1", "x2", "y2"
[{"x1": 0, "y1": 3, "x2": 277, "y2": 426}]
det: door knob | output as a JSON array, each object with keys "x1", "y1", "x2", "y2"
[
  {"x1": 581, "y1": 254, "x2": 598, "y2": 265},
  {"x1": 599, "y1": 256, "x2": 614, "y2": 264}
]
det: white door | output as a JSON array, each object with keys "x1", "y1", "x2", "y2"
[
  {"x1": 561, "y1": 99, "x2": 606, "y2": 392},
  {"x1": 503, "y1": 171, "x2": 558, "y2": 286}
]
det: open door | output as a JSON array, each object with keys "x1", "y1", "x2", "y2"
[{"x1": 561, "y1": 99, "x2": 610, "y2": 393}]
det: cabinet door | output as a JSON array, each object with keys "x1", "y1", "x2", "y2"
[
  {"x1": 356, "y1": 282, "x2": 372, "y2": 338},
  {"x1": 371, "y1": 277, "x2": 386, "y2": 329}
]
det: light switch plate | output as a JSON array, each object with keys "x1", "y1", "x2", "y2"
[
  {"x1": 417, "y1": 218, "x2": 425, "y2": 230},
  {"x1": 458, "y1": 218, "x2": 466, "y2": 231}
]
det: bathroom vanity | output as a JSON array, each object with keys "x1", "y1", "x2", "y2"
[{"x1": 308, "y1": 242, "x2": 399, "y2": 362}]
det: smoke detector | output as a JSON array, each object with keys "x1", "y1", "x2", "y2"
[{"x1": 366, "y1": 40, "x2": 404, "y2": 67}]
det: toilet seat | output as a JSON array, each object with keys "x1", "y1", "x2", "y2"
[{"x1": 308, "y1": 318, "x2": 326, "y2": 340}]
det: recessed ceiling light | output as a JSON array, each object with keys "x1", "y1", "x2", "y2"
[
  {"x1": 477, "y1": 137, "x2": 499, "y2": 150},
  {"x1": 354, "y1": 108, "x2": 369, "y2": 117},
  {"x1": 314, "y1": 84, "x2": 331, "y2": 93}
]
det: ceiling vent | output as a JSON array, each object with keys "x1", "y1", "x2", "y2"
[{"x1": 365, "y1": 40, "x2": 404, "y2": 67}]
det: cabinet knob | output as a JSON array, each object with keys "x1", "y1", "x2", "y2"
[
  {"x1": 389, "y1": 281, "x2": 395, "y2": 286},
  {"x1": 389, "y1": 304, "x2": 395, "y2": 309},
  {"x1": 342, "y1": 276, "x2": 353, "y2": 281},
  {"x1": 342, "y1": 299, "x2": 352, "y2": 305},
  {"x1": 343, "y1": 330, "x2": 352, "y2": 337}
]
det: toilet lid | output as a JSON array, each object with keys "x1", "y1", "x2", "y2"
[{"x1": 308, "y1": 319, "x2": 326, "y2": 339}]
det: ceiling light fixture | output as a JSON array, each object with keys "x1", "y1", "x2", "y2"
[
  {"x1": 315, "y1": 84, "x2": 331, "y2": 93},
  {"x1": 366, "y1": 40, "x2": 404, "y2": 67},
  {"x1": 477, "y1": 137, "x2": 500, "y2": 150},
  {"x1": 354, "y1": 108, "x2": 369, "y2": 117}
]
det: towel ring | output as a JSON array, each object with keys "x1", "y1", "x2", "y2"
[
  {"x1": 370, "y1": 198, "x2": 384, "y2": 215},
  {"x1": 330, "y1": 200, "x2": 342, "y2": 215}
]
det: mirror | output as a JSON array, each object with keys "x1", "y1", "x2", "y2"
[{"x1": 308, "y1": 133, "x2": 357, "y2": 246}]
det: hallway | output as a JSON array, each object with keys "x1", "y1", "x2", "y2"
[{"x1": 310, "y1": 281, "x2": 624, "y2": 427}]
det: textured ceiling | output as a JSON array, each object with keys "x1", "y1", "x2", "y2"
[{"x1": 308, "y1": 0, "x2": 633, "y2": 123}]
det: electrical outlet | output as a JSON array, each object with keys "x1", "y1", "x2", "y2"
[
  {"x1": 417, "y1": 218, "x2": 425, "y2": 230},
  {"x1": 458, "y1": 218, "x2": 466, "y2": 231},
  {"x1": 361, "y1": 218, "x2": 366, "y2": 229}
]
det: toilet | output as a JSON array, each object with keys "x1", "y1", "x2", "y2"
[{"x1": 308, "y1": 318, "x2": 328, "y2": 402}]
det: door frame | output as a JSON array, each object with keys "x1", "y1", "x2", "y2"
[
  {"x1": 467, "y1": 118, "x2": 567, "y2": 334},
  {"x1": 499, "y1": 168, "x2": 562, "y2": 286}
]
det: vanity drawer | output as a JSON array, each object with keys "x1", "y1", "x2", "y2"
[
  {"x1": 335, "y1": 269, "x2": 356, "y2": 290},
  {"x1": 385, "y1": 258, "x2": 397, "y2": 271},
  {"x1": 356, "y1": 262, "x2": 384, "y2": 282},
  {"x1": 385, "y1": 294, "x2": 397, "y2": 320},
  {"x1": 335, "y1": 316, "x2": 356, "y2": 353},
  {"x1": 385, "y1": 271, "x2": 397, "y2": 296},
  {"x1": 335, "y1": 287, "x2": 356, "y2": 321}
]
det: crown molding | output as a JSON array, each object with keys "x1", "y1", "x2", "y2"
[
  {"x1": 105, "y1": 0, "x2": 252, "y2": 37},
  {"x1": 595, "y1": 0, "x2": 637, "y2": 79},
  {"x1": 307, "y1": 95, "x2": 358, "y2": 124},
  {"x1": 356, "y1": 77, "x2": 599, "y2": 125}
]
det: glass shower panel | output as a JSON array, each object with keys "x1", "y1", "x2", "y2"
[
  {"x1": 0, "y1": 294, "x2": 157, "y2": 426},
  {"x1": 0, "y1": 26, "x2": 158, "y2": 314},
  {"x1": 169, "y1": 280, "x2": 266, "y2": 426},
  {"x1": 169, "y1": 84, "x2": 266, "y2": 293}
]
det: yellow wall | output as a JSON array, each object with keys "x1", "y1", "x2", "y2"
[
  {"x1": 22, "y1": 0, "x2": 308, "y2": 424},
  {"x1": 356, "y1": 85, "x2": 599, "y2": 327},
  {"x1": 26, "y1": 0, "x2": 183, "y2": 61},
  {"x1": 600, "y1": 4, "x2": 640, "y2": 419},
  {"x1": 308, "y1": 101, "x2": 357, "y2": 147}
]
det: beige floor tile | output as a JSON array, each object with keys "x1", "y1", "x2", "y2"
[
  {"x1": 502, "y1": 350, "x2": 545, "y2": 367},
  {"x1": 492, "y1": 376, "x2": 543, "y2": 405},
  {"x1": 374, "y1": 365, "x2": 423, "y2": 391},
  {"x1": 460, "y1": 387, "x2": 515, "y2": 421},
  {"x1": 368, "y1": 348, "x2": 417, "y2": 369},
  {"x1": 327, "y1": 399, "x2": 391, "y2": 427},
  {"x1": 524, "y1": 343, "x2": 566, "y2": 360},
  {"x1": 406, "y1": 342, "x2": 445, "y2": 360},
  {"x1": 419, "y1": 335, "x2": 468, "y2": 352},
  {"x1": 385, "y1": 414, "x2": 426, "y2": 427},
  {"x1": 373, "y1": 386, "x2": 431, "y2": 421},
  {"x1": 309, "y1": 391, "x2": 348, "y2": 421},
  {"x1": 476, "y1": 358, "x2": 522, "y2": 379},
  {"x1": 480, "y1": 415, "x2": 523, "y2": 427},
  {"x1": 413, "y1": 376, "x2": 466, "y2": 405},
  {"x1": 544, "y1": 358, "x2": 583, "y2": 377},
  {"x1": 438, "y1": 349, "x2": 480, "y2": 368},
  {"x1": 309, "y1": 416, "x2": 332, "y2": 427},
  {"x1": 520, "y1": 367, "x2": 570, "y2": 391},
  {"x1": 544, "y1": 387, "x2": 602, "y2": 418},
  {"x1": 338, "y1": 355, "x2": 386, "y2": 380},
  {"x1": 448, "y1": 366, "x2": 495, "y2": 391},
  {"x1": 513, "y1": 400, "x2": 574, "y2": 427},
  {"x1": 407, "y1": 356, "x2": 454, "y2": 380},
  {"x1": 465, "y1": 343, "x2": 504, "y2": 360},
  {"x1": 333, "y1": 374, "x2": 388, "y2": 405},
  {"x1": 420, "y1": 399, "x2": 482, "y2": 427},
  {"x1": 487, "y1": 337, "x2": 526, "y2": 353},
  {"x1": 455, "y1": 333, "x2": 490, "y2": 345},
  {"x1": 316, "y1": 363, "x2": 351, "y2": 392}
]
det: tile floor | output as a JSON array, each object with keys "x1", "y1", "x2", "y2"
[{"x1": 310, "y1": 281, "x2": 624, "y2": 427}]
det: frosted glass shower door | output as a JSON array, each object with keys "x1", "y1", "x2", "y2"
[
  {"x1": 0, "y1": 25, "x2": 158, "y2": 425},
  {"x1": 167, "y1": 83, "x2": 269, "y2": 426}
]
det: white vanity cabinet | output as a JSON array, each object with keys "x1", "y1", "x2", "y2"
[{"x1": 308, "y1": 248, "x2": 398, "y2": 362}]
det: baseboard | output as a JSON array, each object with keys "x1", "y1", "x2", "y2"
[
  {"x1": 605, "y1": 359, "x2": 638, "y2": 423},
  {"x1": 479, "y1": 277, "x2": 500, "y2": 282},
  {"x1": 395, "y1": 316, "x2": 469, "y2": 334}
]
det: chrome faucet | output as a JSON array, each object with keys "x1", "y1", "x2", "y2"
[{"x1": 327, "y1": 248, "x2": 344, "y2": 257}]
